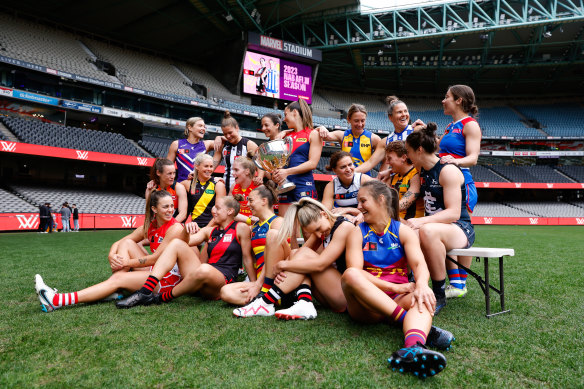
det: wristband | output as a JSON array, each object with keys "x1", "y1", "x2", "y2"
[{"x1": 246, "y1": 217, "x2": 252, "y2": 225}]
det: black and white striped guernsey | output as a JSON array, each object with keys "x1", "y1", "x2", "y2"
[{"x1": 222, "y1": 137, "x2": 249, "y2": 190}]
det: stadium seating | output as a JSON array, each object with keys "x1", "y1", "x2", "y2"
[
  {"x1": 515, "y1": 104, "x2": 584, "y2": 137},
  {"x1": 139, "y1": 136, "x2": 173, "y2": 159},
  {"x1": 556, "y1": 166, "x2": 584, "y2": 182},
  {"x1": 1, "y1": 116, "x2": 149, "y2": 157},
  {"x1": 488, "y1": 165, "x2": 575, "y2": 183},
  {"x1": 11, "y1": 185, "x2": 145, "y2": 214},
  {"x1": 0, "y1": 188, "x2": 39, "y2": 213},
  {"x1": 502, "y1": 201, "x2": 584, "y2": 217},
  {"x1": 469, "y1": 165, "x2": 508, "y2": 182}
]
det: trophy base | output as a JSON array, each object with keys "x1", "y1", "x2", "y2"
[{"x1": 277, "y1": 180, "x2": 296, "y2": 194}]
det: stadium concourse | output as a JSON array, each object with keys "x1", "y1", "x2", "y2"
[{"x1": 0, "y1": 5, "x2": 584, "y2": 231}]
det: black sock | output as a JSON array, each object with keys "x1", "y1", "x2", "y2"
[
  {"x1": 432, "y1": 279, "x2": 446, "y2": 300},
  {"x1": 139, "y1": 275, "x2": 159, "y2": 295},
  {"x1": 262, "y1": 285, "x2": 283, "y2": 305},
  {"x1": 295, "y1": 284, "x2": 312, "y2": 302}
]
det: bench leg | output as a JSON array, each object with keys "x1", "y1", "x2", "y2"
[{"x1": 484, "y1": 257, "x2": 490, "y2": 317}]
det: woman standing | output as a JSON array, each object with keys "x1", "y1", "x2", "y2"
[
  {"x1": 167, "y1": 117, "x2": 215, "y2": 183},
  {"x1": 145, "y1": 158, "x2": 188, "y2": 223},
  {"x1": 254, "y1": 113, "x2": 284, "y2": 186}
]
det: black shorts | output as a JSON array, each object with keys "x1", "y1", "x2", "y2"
[
  {"x1": 211, "y1": 264, "x2": 237, "y2": 285},
  {"x1": 453, "y1": 220, "x2": 475, "y2": 248}
]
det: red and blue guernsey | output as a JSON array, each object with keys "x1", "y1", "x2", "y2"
[
  {"x1": 359, "y1": 219, "x2": 408, "y2": 298},
  {"x1": 176, "y1": 139, "x2": 206, "y2": 182},
  {"x1": 279, "y1": 127, "x2": 317, "y2": 203},
  {"x1": 439, "y1": 116, "x2": 479, "y2": 212},
  {"x1": 250, "y1": 214, "x2": 277, "y2": 278}
]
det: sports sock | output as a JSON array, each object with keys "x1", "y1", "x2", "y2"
[
  {"x1": 139, "y1": 275, "x2": 159, "y2": 295},
  {"x1": 447, "y1": 268, "x2": 467, "y2": 290},
  {"x1": 261, "y1": 277, "x2": 274, "y2": 294},
  {"x1": 404, "y1": 328, "x2": 427, "y2": 348},
  {"x1": 391, "y1": 305, "x2": 407, "y2": 323},
  {"x1": 295, "y1": 284, "x2": 312, "y2": 302},
  {"x1": 261, "y1": 284, "x2": 283, "y2": 305},
  {"x1": 432, "y1": 279, "x2": 446, "y2": 300},
  {"x1": 160, "y1": 289, "x2": 174, "y2": 303},
  {"x1": 52, "y1": 292, "x2": 78, "y2": 307}
]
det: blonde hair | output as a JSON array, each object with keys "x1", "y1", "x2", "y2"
[
  {"x1": 185, "y1": 117, "x2": 204, "y2": 137},
  {"x1": 234, "y1": 157, "x2": 257, "y2": 178},
  {"x1": 222, "y1": 195, "x2": 243, "y2": 215},
  {"x1": 194, "y1": 152, "x2": 213, "y2": 166},
  {"x1": 276, "y1": 197, "x2": 336, "y2": 245}
]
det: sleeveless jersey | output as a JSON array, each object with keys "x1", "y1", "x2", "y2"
[
  {"x1": 266, "y1": 68, "x2": 279, "y2": 94},
  {"x1": 250, "y1": 214, "x2": 277, "y2": 277},
  {"x1": 187, "y1": 178, "x2": 216, "y2": 227},
  {"x1": 207, "y1": 221, "x2": 242, "y2": 282},
  {"x1": 386, "y1": 124, "x2": 414, "y2": 144},
  {"x1": 176, "y1": 139, "x2": 206, "y2": 182},
  {"x1": 147, "y1": 217, "x2": 178, "y2": 252},
  {"x1": 323, "y1": 216, "x2": 349, "y2": 274},
  {"x1": 333, "y1": 173, "x2": 362, "y2": 208},
  {"x1": 341, "y1": 129, "x2": 374, "y2": 170},
  {"x1": 157, "y1": 182, "x2": 179, "y2": 211},
  {"x1": 420, "y1": 160, "x2": 471, "y2": 223},
  {"x1": 390, "y1": 167, "x2": 425, "y2": 220},
  {"x1": 222, "y1": 137, "x2": 249, "y2": 190},
  {"x1": 232, "y1": 182, "x2": 259, "y2": 217},
  {"x1": 360, "y1": 219, "x2": 408, "y2": 287},
  {"x1": 284, "y1": 128, "x2": 315, "y2": 187}
]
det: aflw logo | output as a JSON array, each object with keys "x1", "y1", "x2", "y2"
[
  {"x1": 529, "y1": 218, "x2": 539, "y2": 225},
  {"x1": 16, "y1": 214, "x2": 39, "y2": 229},
  {"x1": 576, "y1": 218, "x2": 584, "y2": 225},
  {"x1": 546, "y1": 183, "x2": 554, "y2": 188},
  {"x1": 515, "y1": 183, "x2": 522, "y2": 188},
  {"x1": 1, "y1": 141, "x2": 16, "y2": 152},
  {"x1": 483, "y1": 182, "x2": 490, "y2": 187},
  {"x1": 483, "y1": 217, "x2": 493, "y2": 224},
  {"x1": 76, "y1": 150, "x2": 89, "y2": 160},
  {"x1": 137, "y1": 157, "x2": 148, "y2": 166},
  {"x1": 120, "y1": 216, "x2": 136, "y2": 228}
]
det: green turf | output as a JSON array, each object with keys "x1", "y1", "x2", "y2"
[{"x1": 1, "y1": 226, "x2": 583, "y2": 388}]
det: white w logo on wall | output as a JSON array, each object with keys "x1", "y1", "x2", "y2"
[
  {"x1": 483, "y1": 217, "x2": 493, "y2": 224},
  {"x1": 76, "y1": 150, "x2": 89, "y2": 159},
  {"x1": 16, "y1": 214, "x2": 39, "y2": 229},
  {"x1": 120, "y1": 216, "x2": 136, "y2": 228},
  {"x1": 137, "y1": 157, "x2": 148, "y2": 166},
  {"x1": 1, "y1": 141, "x2": 16, "y2": 152},
  {"x1": 529, "y1": 218, "x2": 539, "y2": 225},
  {"x1": 576, "y1": 218, "x2": 584, "y2": 225}
]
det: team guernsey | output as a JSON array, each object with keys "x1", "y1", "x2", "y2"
[
  {"x1": 266, "y1": 67, "x2": 279, "y2": 94},
  {"x1": 439, "y1": 116, "x2": 478, "y2": 212},
  {"x1": 222, "y1": 137, "x2": 250, "y2": 190},
  {"x1": 207, "y1": 221, "x2": 242, "y2": 283},
  {"x1": 333, "y1": 172, "x2": 362, "y2": 208},
  {"x1": 232, "y1": 182, "x2": 259, "y2": 217},
  {"x1": 250, "y1": 214, "x2": 277, "y2": 277},
  {"x1": 360, "y1": 219, "x2": 408, "y2": 298},
  {"x1": 323, "y1": 216, "x2": 349, "y2": 274},
  {"x1": 279, "y1": 128, "x2": 317, "y2": 203},
  {"x1": 176, "y1": 139, "x2": 206, "y2": 182},
  {"x1": 385, "y1": 124, "x2": 414, "y2": 144},
  {"x1": 341, "y1": 129, "x2": 373, "y2": 171},
  {"x1": 147, "y1": 218, "x2": 181, "y2": 293},
  {"x1": 187, "y1": 178, "x2": 216, "y2": 227},
  {"x1": 390, "y1": 167, "x2": 425, "y2": 220},
  {"x1": 157, "y1": 183, "x2": 179, "y2": 212}
]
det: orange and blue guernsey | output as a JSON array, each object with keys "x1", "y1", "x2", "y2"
[
  {"x1": 359, "y1": 219, "x2": 408, "y2": 298},
  {"x1": 250, "y1": 214, "x2": 277, "y2": 278},
  {"x1": 341, "y1": 129, "x2": 373, "y2": 173}
]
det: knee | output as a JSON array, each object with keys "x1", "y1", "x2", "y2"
[
  {"x1": 419, "y1": 224, "x2": 439, "y2": 246},
  {"x1": 189, "y1": 264, "x2": 213, "y2": 282},
  {"x1": 341, "y1": 267, "x2": 363, "y2": 291}
]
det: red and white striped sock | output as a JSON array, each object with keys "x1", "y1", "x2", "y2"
[{"x1": 52, "y1": 292, "x2": 78, "y2": 307}]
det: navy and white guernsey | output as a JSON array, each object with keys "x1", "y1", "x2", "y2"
[
  {"x1": 385, "y1": 124, "x2": 414, "y2": 145},
  {"x1": 332, "y1": 172, "x2": 362, "y2": 208}
]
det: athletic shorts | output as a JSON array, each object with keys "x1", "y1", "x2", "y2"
[
  {"x1": 462, "y1": 169, "x2": 478, "y2": 213},
  {"x1": 278, "y1": 186, "x2": 318, "y2": 204},
  {"x1": 453, "y1": 220, "x2": 475, "y2": 248},
  {"x1": 159, "y1": 272, "x2": 182, "y2": 294},
  {"x1": 211, "y1": 264, "x2": 237, "y2": 285}
]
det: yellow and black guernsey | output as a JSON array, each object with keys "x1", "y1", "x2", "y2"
[
  {"x1": 187, "y1": 178, "x2": 216, "y2": 227},
  {"x1": 341, "y1": 129, "x2": 374, "y2": 174},
  {"x1": 390, "y1": 167, "x2": 425, "y2": 220}
]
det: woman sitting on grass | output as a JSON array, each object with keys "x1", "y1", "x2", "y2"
[
  {"x1": 34, "y1": 190, "x2": 188, "y2": 312},
  {"x1": 233, "y1": 197, "x2": 353, "y2": 320},
  {"x1": 115, "y1": 195, "x2": 254, "y2": 308},
  {"x1": 341, "y1": 180, "x2": 453, "y2": 378}
]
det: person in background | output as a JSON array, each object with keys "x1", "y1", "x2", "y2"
[
  {"x1": 38, "y1": 202, "x2": 50, "y2": 233},
  {"x1": 72, "y1": 204, "x2": 79, "y2": 232},
  {"x1": 60, "y1": 203, "x2": 71, "y2": 233}
]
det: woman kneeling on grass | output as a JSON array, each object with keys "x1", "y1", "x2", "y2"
[
  {"x1": 233, "y1": 197, "x2": 353, "y2": 320},
  {"x1": 35, "y1": 190, "x2": 188, "y2": 312},
  {"x1": 115, "y1": 195, "x2": 253, "y2": 308},
  {"x1": 341, "y1": 180, "x2": 453, "y2": 378}
]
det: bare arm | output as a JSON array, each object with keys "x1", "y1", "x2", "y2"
[
  {"x1": 204, "y1": 140, "x2": 215, "y2": 152},
  {"x1": 166, "y1": 140, "x2": 178, "y2": 162},
  {"x1": 399, "y1": 172, "x2": 421, "y2": 212},
  {"x1": 247, "y1": 139, "x2": 259, "y2": 155},
  {"x1": 174, "y1": 182, "x2": 188, "y2": 223},
  {"x1": 400, "y1": 224, "x2": 435, "y2": 313},
  {"x1": 212, "y1": 138, "x2": 224, "y2": 172},
  {"x1": 355, "y1": 135, "x2": 386, "y2": 173},
  {"x1": 237, "y1": 223, "x2": 256, "y2": 282},
  {"x1": 322, "y1": 181, "x2": 335, "y2": 210},
  {"x1": 125, "y1": 224, "x2": 188, "y2": 268}
]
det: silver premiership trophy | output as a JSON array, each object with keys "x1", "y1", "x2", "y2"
[{"x1": 253, "y1": 138, "x2": 296, "y2": 194}]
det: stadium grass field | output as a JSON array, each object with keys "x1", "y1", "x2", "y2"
[{"x1": 1, "y1": 225, "x2": 582, "y2": 388}]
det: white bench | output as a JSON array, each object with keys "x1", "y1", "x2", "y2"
[{"x1": 446, "y1": 247, "x2": 515, "y2": 318}]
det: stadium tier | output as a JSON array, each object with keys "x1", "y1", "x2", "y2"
[
  {"x1": 488, "y1": 165, "x2": 576, "y2": 183},
  {"x1": 556, "y1": 166, "x2": 584, "y2": 182},
  {"x1": 138, "y1": 136, "x2": 173, "y2": 159},
  {"x1": 0, "y1": 188, "x2": 39, "y2": 213},
  {"x1": 516, "y1": 104, "x2": 584, "y2": 137}
]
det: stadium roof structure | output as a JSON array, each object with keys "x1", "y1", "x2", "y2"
[{"x1": 3, "y1": 0, "x2": 584, "y2": 97}]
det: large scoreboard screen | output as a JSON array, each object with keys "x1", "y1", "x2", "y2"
[{"x1": 242, "y1": 50, "x2": 313, "y2": 104}]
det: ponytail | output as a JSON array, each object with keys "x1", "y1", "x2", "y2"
[
  {"x1": 286, "y1": 99, "x2": 313, "y2": 130},
  {"x1": 448, "y1": 85, "x2": 479, "y2": 117},
  {"x1": 406, "y1": 122, "x2": 439, "y2": 154},
  {"x1": 361, "y1": 181, "x2": 399, "y2": 221},
  {"x1": 276, "y1": 197, "x2": 335, "y2": 245},
  {"x1": 252, "y1": 180, "x2": 278, "y2": 207},
  {"x1": 150, "y1": 158, "x2": 174, "y2": 185}
]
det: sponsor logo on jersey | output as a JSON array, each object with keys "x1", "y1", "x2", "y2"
[
  {"x1": 223, "y1": 233, "x2": 233, "y2": 242},
  {"x1": 297, "y1": 138, "x2": 307, "y2": 142},
  {"x1": 205, "y1": 189, "x2": 215, "y2": 194},
  {"x1": 178, "y1": 149, "x2": 189, "y2": 154},
  {"x1": 361, "y1": 143, "x2": 371, "y2": 148}
]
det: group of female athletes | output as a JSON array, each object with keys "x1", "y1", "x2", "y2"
[{"x1": 34, "y1": 84, "x2": 481, "y2": 379}]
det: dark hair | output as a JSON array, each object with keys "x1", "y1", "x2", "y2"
[
  {"x1": 361, "y1": 180, "x2": 399, "y2": 221},
  {"x1": 150, "y1": 158, "x2": 174, "y2": 185},
  {"x1": 405, "y1": 122, "x2": 439, "y2": 154},
  {"x1": 385, "y1": 140, "x2": 413, "y2": 165},
  {"x1": 386, "y1": 95, "x2": 407, "y2": 116},
  {"x1": 252, "y1": 180, "x2": 279, "y2": 207},
  {"x1": 221, "y1": 111, "x2": 239, "y2": 129},
  {"x1": 326, "y1": 150, "x2": 353, "y2": 171},
  {"x1": 144, "y1": 190, "x2": 172, "y2": 238},
  {"x1": 347, "y1": 104, "x2": 367, "y2": 120},
  {"x1": 448, "y1": 85, "x2": 478, "y2": 116},
  {"x1": 286, "y1": 99, "x2": 313, "y2": 130},
  {"x1": 262, "y1": 112, "x2": 282, "y2": 129}
]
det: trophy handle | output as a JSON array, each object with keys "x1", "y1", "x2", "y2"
[{"x1": 253, "y1": 149, "x2": 266, "y2": 171}]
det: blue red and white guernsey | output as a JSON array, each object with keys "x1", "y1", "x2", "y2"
[
  {"x1": 385, "y1": 124, "x2": 414, "y2": 144},
  {"x1": 147, "y1": 217, "x2": 181, "y2": 292},
  {"x1": 359, "y1": 219, "x2": 408, "y2": 298},
  {"x1": 251, "y1": 214, "x2": 277, "y2": 278},
  {"x1": 341, "y1": 129, "x2": 374, "y2": 173},
  {"x1": 176, "y1": 139, "x2": 206, "y2": 182},
  {"x1": 278, "y1": 128, "x2": 317, "y2": 203},
  {"x1": 207, "y1": 221, "x2": 242, "y2": 283},
  {"x1": 439, "y1": 116, "x2": 479, "y2": 212}
]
